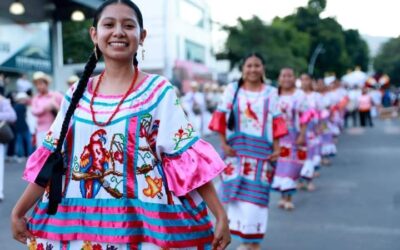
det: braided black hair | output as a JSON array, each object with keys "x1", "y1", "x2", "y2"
[
  {"x1": 227, "y1": 52, "x2": 266, "y2": 130},
  {"x1": 38, "y1": 0, "x2": 145, "y2": 215}
]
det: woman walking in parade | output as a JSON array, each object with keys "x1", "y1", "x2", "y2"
[
  {"x1": 298, "y1": 73, "x2": 322, "y2": 191},
  {"x1": 316, "y1": 79, "x2": 337, "y2": 165},
  {"x1": 209, "y1": 53, "x2": 288, "y2": 250},
  {"x1": 271, "y1": 68, "x2": 309, "y2": 211},
  {"x1": 11, "y1": 1, "x2": 230, "y2": 249}
]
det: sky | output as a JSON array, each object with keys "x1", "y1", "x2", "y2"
[{"x1": 207, "y1": 0, "x2": 399, "y2": 51}]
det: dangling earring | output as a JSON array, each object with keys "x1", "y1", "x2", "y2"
[
  {"x1": 141, "y1": 47, "x2": 146, "y2": 61},
  {"x1": 93, "y1": 45, "x2": 98, "y2": 61}
]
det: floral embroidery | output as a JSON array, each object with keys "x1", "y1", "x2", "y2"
[
  {"x1": 93, "y1": 244, "x2": 103, "y2": 250},
  {"x1": 173, "y1": 123, "x2": 195, "y2": 150},
  {"x1": 106, "y1": 245, "x2": 119, "y2": 250},
  {"x1": 243, "y1": 162, "x2": 253, "y2": 175},
  {"x1": 28, "y1": 238, "x2": 37, "y2": 250},
  {"x1": 72, "y1": 129, "x2": 124, "y2": 199},
  {"x1": 81, "y1": 241, "x2": 92, "y2": 250},
  {"x1": 43, "y1": 131, "x2": 58, "y2": 149},
  {"x1": 140, "y1": 114, "x2": 159, "y2": 153},
  {"x1": 143, "y1": 175, "x2": 163, "y2": 199},
  {"x1": 37, "y1": 243, "x2": 45, "y2": 250},
  {"x1": 224, "y1": 163, "x2": 234, "y2": 176}
]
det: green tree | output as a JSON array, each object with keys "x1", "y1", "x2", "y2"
[
  {"x1": 219, "y1": 16, "x2": 310, "y2": 79},
  {"x1": 374, "y1": 37, "x2": 400, "y2": 85},
  {"x1": 282, "y1": 0, "x2": 369, "y2": 77},
  {"x1": 62, "y1": 20, "x2": 93, "y2": 64},
  {"x1": 344, "y1": 29, "x2": 370, "y2": 71}
]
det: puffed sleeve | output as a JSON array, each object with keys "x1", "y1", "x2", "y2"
[
  {"x1": 23, "y1": 85, "x2": 75, "y2": 183},
  {"x1": 151, "y1": 83, "x2": 225, "y2": 196},
  {"x1": 297, "y1": 91, "x2": 313, "y2": 125},
  {"x1": 208, "y1": 83, "x2": 235, "y2": 135},
  {"x1": 268, "y1": 88, "x2": 288, "y2": 139}
]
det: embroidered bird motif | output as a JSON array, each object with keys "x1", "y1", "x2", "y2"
[
  {"x1": 244, "y1": 102, "x2": 259, "y2": 122},
  {"x1": 143, "y1": 176, "x2": 163, "y2": 198}
]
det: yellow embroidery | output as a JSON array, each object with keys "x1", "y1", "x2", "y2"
[{"x1": 143, "y1": 176, "x2": 163, "y2": 198}]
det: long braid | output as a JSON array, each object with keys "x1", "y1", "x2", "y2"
[
  {"x1": 40, "y1": 50, "x2": 100, "y2": 215},
  {"x1": 227, "y1": 77, "x2": 244, "y2": 131}
]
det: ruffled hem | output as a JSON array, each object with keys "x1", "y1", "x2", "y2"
[
  {"x1": 208, "y1": 111, "x2": 226, "y2": 135},
  {"x1": 162, "y1": 139, "x2": 225, "y2": 197},
  {"x1": 23, "y1": 146, "x2": 52, "y2": 183},
  {"x1": 273, "y1": 116, "x2": 288, "y2": 139}
]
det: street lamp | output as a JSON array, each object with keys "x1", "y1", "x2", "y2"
[
  {"x1": 308, "y1": 43, "x2": 324, "y2": 76},
  {"x1": 71, "y1": 10, "x2": 85, "y2": 21},
  {"x1": 9, "y1": 0, "x2": 25, "y2": 15}
]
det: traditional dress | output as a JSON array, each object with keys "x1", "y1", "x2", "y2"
[
  {"x1": 300, "y1": 91, "x2": 322, "y2": 181},
  {"x1": 272, "y1": 89, "x2": 308, "y2": 194},
  {"x1": 320, "y1": 92, "x2": 337, "y2": 157},
  {"x1": 209, "y1": 83, "x2": 287, "y2": 244},
  {"x1": 23, "y1": 75, "x2": 225, "y2": 249}
]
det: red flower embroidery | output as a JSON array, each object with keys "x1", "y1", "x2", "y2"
[
  {"x1": 93, "y1": 243, "x2": 103, "y2": 250},
  {"x1": 297, "y1": 148, "x2": 307, "y2": 160},
  {"x1": 174, "y1": 127, "x2": 188, "y2": 139},
  {"x1": 37, "y1": 243, "x2": 45, "y2": 250},
  {"x1": 224, "y1": 163, "x2": 234, "y2": 175},
  {"x1": 280, "y1": 146, "x2": 290, "y2": 157},
  {"x1": 113, "y1": 151, "x2": 124, "y2": 163},
  {"x1": 243, "y1": 162, "x2": 253, "y2": 175}
]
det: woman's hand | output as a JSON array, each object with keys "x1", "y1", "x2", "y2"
[
  {"x1": 221, "y1": 142, "x2": 236, "y2": 157},
  {"x1": 212, "y1": 216, "x2": 231, "y2": 250},
  {"x1": 11, "y1": 215, "x2": 33, "y2": 244}
]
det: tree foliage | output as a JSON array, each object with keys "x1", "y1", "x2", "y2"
[
  {"x1": 220, "y1": 0, "x2": 369, "y2": 78},
  {"x1": 62, "y1": 20, "x2": 93, "y2": 64},
  {"x1": 220, "y1": 16, "x2": 310, "y2": 79},
  {"x1": 374, "y1": 37, "x2": 400, "y2": 85}
]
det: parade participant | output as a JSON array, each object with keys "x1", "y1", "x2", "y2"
[
  {"x1": 272, "y1": 68, "x2": 309, "y2": 211},
  {"x1": 182, "y1": 81, "x2": 206, "y2": 135},
  {"x1": 358, "y1": 87, "x2": 374, "y2": 127},
  {"x1": 316, "y1": 79, "x2": 337, "y2": 165},
  {"x1": 209, "y1": 53, "x2": 287, "y2": 249},
  {"x1": 298, "y1": 73, "x2": 321, "y2": 191},
  {"x1": 30, "y1": 71, "x2": 63, "y2": 148},
  {"x1": 12, "y1": 1, "x2": 230, "y2": 249}
]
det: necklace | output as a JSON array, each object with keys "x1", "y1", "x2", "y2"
[
  {"x1": 242, "y1": 84, "x2": 264, "y2": 106},
  {"x1": 90, "y1": 67, "x2": 139, "y2": 127}
]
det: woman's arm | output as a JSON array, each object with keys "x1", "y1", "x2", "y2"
[
  {"x1": 197, "y1": 182, "x2": 231, "y2": 250},
  {"x1": 11, "y1": 183, "x2": 45, "y2": 244}
]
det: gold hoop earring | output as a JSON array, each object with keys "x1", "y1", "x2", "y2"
[
  {"x1": 94, "y1": 45, "x2": 98, "y2": 60},
  {"x1": 141, "y1": 47, "x2": 146, "y2": 61}
]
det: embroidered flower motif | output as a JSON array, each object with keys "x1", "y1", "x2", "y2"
[
  {"x1": 173, "y1": 123, "x2": 195, "y2": 150},
  {"x1": 93, "y1": 243, "x2": 103, "y2": 250},
  {"x1": 37, "y1": 243, "x2": 45, "y2": 250},
  {"x1": 224, "y1": 163, "x2": 235, "y2": 176},
  {"x1": 113, "y1": 151, "x2": 123, "y2": 164},
  {"x1": 243, "y1": 162, "x2": 253, "y2": 175},
  {"x1": 143, "y1": 176, "x2": 163, "y2": 199}
]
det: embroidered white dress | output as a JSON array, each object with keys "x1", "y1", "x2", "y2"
[
  {"x1": 209, "y1": 82, "x2": 287, "y2": 243},
  {"x1": 23, "y1": 75, "x2": 225, "y2": 250}
]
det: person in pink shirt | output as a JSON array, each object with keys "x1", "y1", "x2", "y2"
[
  {"x1": 358, "y1": 87, "x2": 373, "y2": 127},
  {"x1": 31, "y1": 72, "x2": 63, "y2": 147}
]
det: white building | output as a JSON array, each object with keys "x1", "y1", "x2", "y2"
[{"x1": 134, "y1": 0, "x2": 216, "y2": 92}]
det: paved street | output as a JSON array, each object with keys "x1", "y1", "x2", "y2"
[{"x1": 1, "y1": 119, "x2": 400, "y2": 250}]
